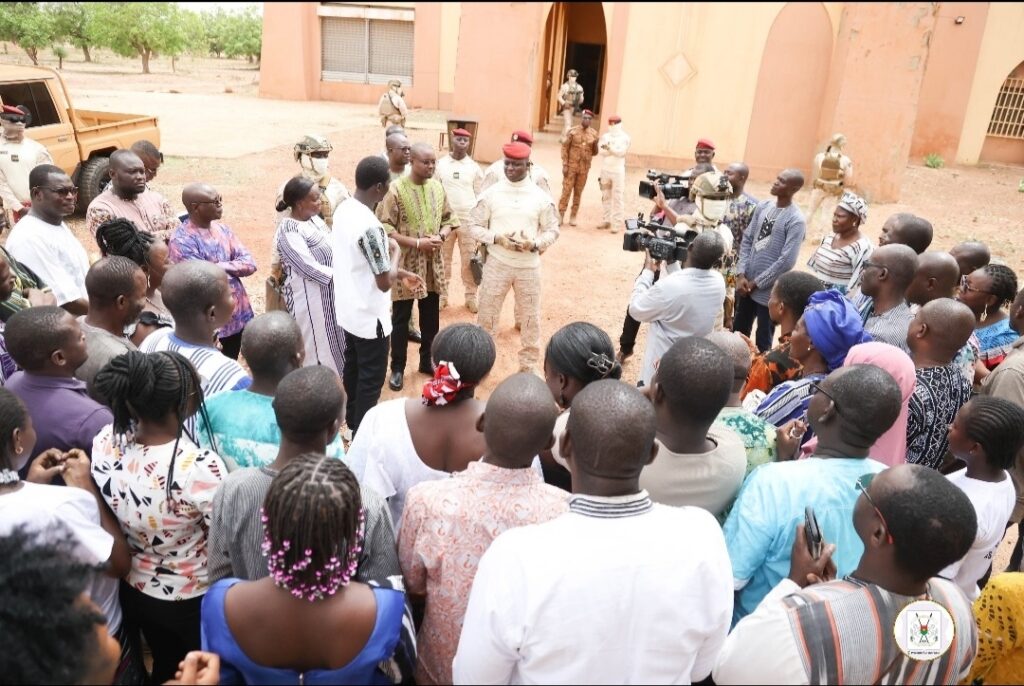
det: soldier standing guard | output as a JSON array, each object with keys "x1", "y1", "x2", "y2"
[
  {"x1": 806, "y1": 133, "x2": 854, "y2": 241},
  {"x1": 597, "y1": 115, "x2": 630, "y2": 232},
  {"x1": 378, "y1": 79, "x2": 409, "y2": 128},
  {"x1": 557, "y1": 69, "x2": 584, "y2": 143},
  {"x1": 559, "y1": 109, "x2": 599, "y2": 227}
]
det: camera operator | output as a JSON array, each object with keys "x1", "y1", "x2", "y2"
[{"x1": 628, "y1": 230, "x2": 726, "y2": 387}]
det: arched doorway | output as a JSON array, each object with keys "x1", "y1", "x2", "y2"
[
  {"x1": 979, "y1": 60, "x2": 1024, "y2": 165},
  {"x1": 744, "y1": 3, "x2": 833, "y2": 176},
  {"x1": 539, "y1": 2, "x2": 607, "y2": 131}
]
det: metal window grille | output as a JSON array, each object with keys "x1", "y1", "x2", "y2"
[
  {"x1": 987, "y1": 77, "x2": 1024, "y2": 140},
  {"x1": 321, "y1": 16, "x2": 414, "y2": 84}
]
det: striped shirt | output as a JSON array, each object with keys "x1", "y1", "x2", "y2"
[
  {"x1": 715, "y1": 576, "x2": 976, "y2": 684},
  {"x1": 207, "y1": 465, "x2": 400, "y2": 584},
  {"x1": 754, "y1": 373, "x2": 826, "y2": 446},
  {"x1": 863, "y1": 301, "x2": 914, "y2": 353},
  {"x1": 140, "y1": 329, "x2": 251, "y2": 396},
  {"x1": 807, "y1": 234, "x2": 873, "y2": 293}
]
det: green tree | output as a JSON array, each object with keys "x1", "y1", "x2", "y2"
[
  {"x1": 0, "y1": 3, "x2": 57, "y2": 66},
  {"x1": 49, "y1": 2, "x2": 101, "y2": 63},
  {"x1": 204, "y1": 8, "x2": 231, "y2": 58},
  {"x1": 222, "y1": 8, "x2": 262, "y2": 63},
  {"x1": 91, "y1": 2, "x2": 187, "y2": 74},
  {"x1": 53, "y1": 44, "x2": 68, "y2": 70}
]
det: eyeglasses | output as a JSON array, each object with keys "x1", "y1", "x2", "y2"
[
  {"x1": 960, "y1": 275, "x2": 994, "y2": 295},
  {"x1": 855, "y1": 472, "x2": 894, "y2": 544},
  {"x1": 38, "y1": 186, "x2": 78, "y2": 197},
  {"x1": 808, "y1": 380, "x2": 842, "y2": 416},
  {"x1": 388, "y1": 146, "x2": 412, "y2": 153},
  {"x1": 861, "y1": 260, "x2": 886, "y2": 274},
  {"x1": 196, "y1": 197, "x2": 223, "y2": 206}
]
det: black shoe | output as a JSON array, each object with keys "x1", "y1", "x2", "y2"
[
  {"x1": 418, "y1": 363, "x2": 434, "y2": 375},
  {"x1": 388, "y1": 370, "x2": 404, "y2": 391},
  {"x1": 409, "y1": 328, "x2": 423, "y2": 344}
]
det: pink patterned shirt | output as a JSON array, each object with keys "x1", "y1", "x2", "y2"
[{"x1": 398, "y1": 461, "x2": 568, "y2": 685}]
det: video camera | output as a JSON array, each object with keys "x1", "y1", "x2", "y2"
[
  {"x1": 622, "y1": 214, "x2": 698, "y2": 263},
  {"x1": 638, "y1": 169, "x2": 692, "y2": 201}
]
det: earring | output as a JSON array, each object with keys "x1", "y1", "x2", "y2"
[
  {"x1": 559, "y1": 392, "x2": 567, "y2": 407},
  {"x1": 15, "y1": 446, "x2": 22, "y2": 455},
  {"x1": 982, "y1": 304, "x2": 989, "y2": 322}
]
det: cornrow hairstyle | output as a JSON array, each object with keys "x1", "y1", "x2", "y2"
[
  {"x1": 95, "y1": 217, "x2": 156, "y2": 268},
  {"x1": 0, "y1": 527, "x2": 107, "y2": 684},
  {"x1": 92, "y1": 350, "x2": 216, "y2": 501},
  {"x1": 545, "y1": 322, "x2": 622, "y2": 385},
  {"x1": 0, "y1": 388, "x2": 27, "y2": 472},
  {"x1": 982, "y1": 264, "x2": 1019, "y2": 309},
  {"x1": 962, "y1": 396, "x2": 1024, "y2": 471},
  {"x1": 262, "y1": 453, "x2": 363, "y2": 593}
]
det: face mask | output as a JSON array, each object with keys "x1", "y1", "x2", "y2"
[
  {"x1": 701, "y1": 199, "x2": 729, "y2": 222},
  {"x1": 311, "y1": 157, "x2": 329, "y2": 176}
]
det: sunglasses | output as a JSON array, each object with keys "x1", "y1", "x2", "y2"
[
  {"x1": 38, "y1": 186, "x2": 78, "y2": 197},
  {"x1": 960, "y1": 275, "x2": 995, "y2": 296},
  {"x1": 855, "y1": 472, "x2": 894, "y2": 544},
  {"x1": 1, "y1": 116, "x2": 26, "y2": 124}
]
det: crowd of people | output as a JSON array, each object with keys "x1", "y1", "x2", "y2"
[{"x1": 1, "y1": 92, "x2": 1024, "y2": 686}]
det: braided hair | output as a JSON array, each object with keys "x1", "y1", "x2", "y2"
[
  {"x1": 95, "y1": 217, "x2": 157, "y2": 269},
  {"x1": 961, "y1": 396, "x2": 1024, "y2": 470},
  {"x1": 92, "y1": 351, "x2": 216, "y2": 501},
  {"x1": 262, "y1": 453, "x2": 363, "y2": 594},
  {"x1": 545, "y1": 322, "x2": 622, "y2": 386},
  {"x1": 0, "y1": 388, "x2": 27, "y2": 472},
  {"x1": 0, "y1": 527, "x2": 107, "y2": 684},
  {"x1": 982, "y1": 264, "x2": 1019, "y2": 309}
]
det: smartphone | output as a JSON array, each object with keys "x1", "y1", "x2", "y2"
[{"x1": 804, "y1": 506, "x2": 822, "y2": 560}]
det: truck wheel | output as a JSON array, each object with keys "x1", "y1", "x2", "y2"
[{"x1": 76, "y1": 156, "x2": 111, "y2": 215}]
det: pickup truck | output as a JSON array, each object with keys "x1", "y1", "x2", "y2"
[{"x1": 0, "y1": 64, "x2": 161, "y2": 213}]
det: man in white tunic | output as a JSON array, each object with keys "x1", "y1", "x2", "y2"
[
  {"x1": 0, "y1": 105, "x2": 53, "y2": 230},
  {"x1": 597, "y1": 114, "x2": 630, "y2": 232}
]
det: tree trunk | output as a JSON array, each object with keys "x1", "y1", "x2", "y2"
[
  {"x1": 171, "y1": 55, "x2": 177, "y2": 73},
  {"x1": 247, "y1": 55, "x2": 254, "y2": 64},
  {"x1": 82, "y1": 44, "x2": 92, "y2": 62},
  {"x1": 141, "y1": 50, "x2": 150, "y2": 74},
  {"x1": 58, "y1": 55, "x2": 64, "y2": 70},
  {"x1": 25, "y1": 47, "x2": 39, "y2": 66}
]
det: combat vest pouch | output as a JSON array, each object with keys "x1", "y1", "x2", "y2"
[
  {"x1": 819, "y1": 150, "x2": 845, "y2": 182},
  {"x1": 470, "y1": 245, "x2": 487, "y2": 286}
]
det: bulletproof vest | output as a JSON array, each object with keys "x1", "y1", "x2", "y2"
[
  {"x1": 567, "y1": 84, "x2": 583, "y2": 109},
  {"x1": 320, "y1": 183, "x2": 334, "y2": 228},
  {"x1": 819, "y1": 148, "x2": 845, "y2": 182}
]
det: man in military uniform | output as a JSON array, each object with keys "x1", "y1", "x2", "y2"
[
  {"x1": 480, "y1": 130, "x2": 551, "y2": 195},
  {"x1": 378, "y1": 79, "x2": 409, "y2": 128},
  {"x1": 557, "y1": 69, "x2": 584, "y2": 143},
  {"x1": 0, "y1": 104, "x2": 52, "y2": 229},
  {"x1": 806, "y1": 133, "x2": 854, "y2": 240},
  {"x1": 469, "y1": 141, "x2": 560, "y2": 373},
  {"x1": 597, "y1": 115, "x2": 630, "y2": 232},
  {"x1": 559, "y1": 109, "x2": 599, "y2": 226},
  {"x1": 436, "y1": 127, "x2": 484, "y2": 312}
]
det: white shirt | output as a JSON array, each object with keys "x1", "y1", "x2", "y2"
[
  {"x1": 453, "y1": 493, "x2": 734, "y2": 685},
  {"x1": 0, "y1": 136, "x2": 52, "y2": 209},
  {"x1": 330, "y1": 197, "x2": 393, "y2": 340},
  {"x1": 941, "y1": 469, "x2": 1016, "y2": 599},
  {"x1": 468, "y1": 178, "x2": 560, "y2": 270},
  {"x1": 435, "y1": 154, "x2": 483, "y2": 215},
  {"x1": 0, "y1": 481, "x2": 121, "y2": 634},
  {"x1": 628, "y1": 265, "x2": 726, "y2": 386},
  {"x1": 598, "y1": 124, "x2": 631, "y2": 173},
  {"x1": 6, "y1": 213, "x2": 90, "y2": 305}
]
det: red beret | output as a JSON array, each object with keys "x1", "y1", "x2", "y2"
[
  {"x1": 608, "y1": 115, "x2": 622, "y2": 124},
  {"x1": 502, "y1": 142, "x2": 531, "y2": 160},
  {"x1": 452, "y1": 128, "x2": 471, "y2": 138},
  {"x1": 582, "y1": 109, "x2": 594, "y2": 117},
  {"x1": 696, "y1": 138, "x2": 715, "y2": 150},
  {"x1": 1, "y1": 105, "x2": 22, "y2": 116},
  {"x1": 511, "y1": 130, "x2": 533, "y2": 145}
]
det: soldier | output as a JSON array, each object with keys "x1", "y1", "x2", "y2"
[
  {"x1": 480, "y1": 130, "x2": 551, "y2": 195},
  {"x1": 806, "y1": 133, "x2": 854, "y2": 241},
  {"x1": 559, "y1": 109, "x2": 599, "y2": 227},
  {"x1": 597, "y1": 115, "x2": 630, "y2": 232},
  {"x1": 0, "y1": 105, "x2": 52, "y2": 229},
  {"x1": 435, "y1": 127, "x2": 484, "y2": 313},
  {"x1": 378, "y1": 79, "x2": 409, "y2": 128},
  {"x1": 557, "y1": 69, "x2": 584, "y2": 143},
  {"x1": 469, "y1": 141, "x2": 560, "y2": 374}
]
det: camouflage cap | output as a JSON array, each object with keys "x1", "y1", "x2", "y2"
[
  {"x1": 293, "y1": 134, "x2": 333, "y2": 161},
  {"x1": 688, "y1": 171, "x2": 733, "y2": 201},
  {"x1": 566, "y1": 69, "x2": 579, "y2": 78},
  {"x1": 388, "y1": 79, "x2": 402, "y2": 89}
]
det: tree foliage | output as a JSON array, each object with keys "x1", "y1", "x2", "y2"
[
  {"x1": 48, "y1": 2, "x2": 100, "y2": 62},
  {"x1": 0, "y1": 3, "x2": 57, "y2": 66},
  {"x1": 90, "y1": 2, "x2": 188, "y2": 74},
  {"x1": 221, "y1": 7, "x2": 262, "y2": 63}
]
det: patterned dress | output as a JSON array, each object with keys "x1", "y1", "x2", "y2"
[
  {"x1": 275, "y1": 215, "x2": 345, "y2": 375},
  {"x1": 741, "y1": 333, "x2": 803, "y2": 400},
  {"x1": 807, "y1": 234, "x2": 873, "y2": 294},
  {"x1": 91, "y1": 425, "x2": 227, "y2": 600},
  {"x1": 376, "y1": 176, "x2": 458, "y2": 302},
  {"x1": 977, "y1": 318, "x2": 1018, "y2": 371},
  {"x1": 906, "y1": 364, "x2": 973, "y2": 470}
]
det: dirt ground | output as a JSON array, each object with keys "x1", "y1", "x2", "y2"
[{"x1": 9, "y1": 48, "x2": 1024, "y2": 567}]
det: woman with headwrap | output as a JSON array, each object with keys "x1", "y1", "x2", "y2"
[
  {"x1": 779, "y1": 341, "x2": 916, "y2": 466},
  {"x1": 806, "y1": 190, "x2": 872, "y2": 294},
  {"x1": 753, "y1": 290, "x2": 872, "y2": 446}
]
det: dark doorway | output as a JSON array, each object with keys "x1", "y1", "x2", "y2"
[{"x1": 565, "y1": 42, "x2": 604, "y2": 115}]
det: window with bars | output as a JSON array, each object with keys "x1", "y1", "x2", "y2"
[
  {"x1": 987, "y1": 76, "x2": 1024, "y2": 140},
  {"x1": 321, "y1": 15, "x2": 414, "y2": 85}
]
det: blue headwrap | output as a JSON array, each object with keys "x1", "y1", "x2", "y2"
[{"x1": 803, "y1": 290, "x2": 873, "y2": 371}]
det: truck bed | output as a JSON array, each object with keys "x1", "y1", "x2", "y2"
[{"x1": 70, "y1": 109, "x2": 161, "y2": 155}]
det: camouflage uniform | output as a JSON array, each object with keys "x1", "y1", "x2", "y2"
[
  {"x1": 557, "y1": 71, "x2": 584, "y2": 143},
  {"x1": 435, "y1": 153, "x2": 484, "y2": 309},
  {"x1": 469, "y1": 176, "x2": 560, "y2": 371},
  {"x1": 559, "y1": 125, "x2": 599, "y2": 223},
  {"x1": 598, "y1": 121, "x2": 631, "y2": 231},
  {"x1": 807, "y1": 134, "x2": 853, "y2": 240}
]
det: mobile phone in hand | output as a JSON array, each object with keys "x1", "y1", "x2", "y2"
[{"x1": 804, "y1": 506, "x2": 822, "y2": 560}]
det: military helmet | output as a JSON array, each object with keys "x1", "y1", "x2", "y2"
[
  {"x1": 566, "y1": 69, "x2": 579, "y2": 78},
  {"x1": 293, "y1": 134, "x2": 333, "y2": 161},
  {"x1": 688, "y1": 171, "x2": 733, "y2": 202},
  {"x1": 388, "y1": 79, "x2": 402, "y2": 89}
]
